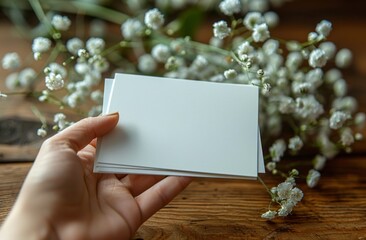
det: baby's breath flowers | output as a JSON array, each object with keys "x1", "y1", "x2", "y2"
[
  {"x1": 1, "y1": 0, "x2": 364, "y2": 220},
  {"x1": 144, "y1": 8, "x2": 164, "y2": 30},
  {"x1": 213, "y1": 21, "x2": 231, "y2": 39},
  {"x1": 2, "y1": 52, "x2": 20, "y2": 69},
  {"x1": 51, "y1": 15, "x2": 71, "y2": 31}
]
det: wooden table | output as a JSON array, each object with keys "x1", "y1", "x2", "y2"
[{"x1": 1, "y1": 1, "x2": 366, "y2": 239}]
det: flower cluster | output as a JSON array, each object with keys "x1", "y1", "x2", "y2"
[
  {"x1": 262, "y1": 172, "x2": 304, "y2": 219},
  {"x1": 1, "y1": 0, "x2": 364, "y2": 219}
]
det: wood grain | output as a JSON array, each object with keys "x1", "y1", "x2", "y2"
[
  {"x1": 1, "y1": 1, "x2": 366, "y2": 239},
  {"x1": 0, "y1": 156, "x2": 365, "y2": 239}
]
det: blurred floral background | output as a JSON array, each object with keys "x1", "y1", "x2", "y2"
[{"x1": 1, "y1": 0, "x2": 365, "y2": 219}]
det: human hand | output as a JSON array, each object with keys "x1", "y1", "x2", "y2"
[{"x1": 0, "y1": 113, "x2": 192, "y2": 240}]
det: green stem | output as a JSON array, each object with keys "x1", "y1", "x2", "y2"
[
  {"x1": 101, "y1": 41, "x2": 137, "y2": 57},
  {"x1": 44, "y1": 0, "x2": 129, "y2": 24},
  {"x1": 258, "y1": 176, "x2": 274, "y2": 198},
  {"x1": 2, "y1": 90, "x2": 33, "y2": 96},
  {"x1": 31, "y1": 105, "x2": 47, "y2": 127},
  {"x1": 28, "y1": 0, "x2": 53, "y2": 32},
  {"x1": 189, "y1": 40, "x2": 231, "y2": 56},
  {"x1": 1, "y1": 0, "x2": 129, "y2": 24}
]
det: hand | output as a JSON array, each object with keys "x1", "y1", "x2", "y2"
[{"x1": 0, "y1": 113, "x2": 192, "y2": 240}]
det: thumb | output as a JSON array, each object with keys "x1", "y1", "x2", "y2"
[{"x1": 48, "y1": 112, "x2": 119, "y2": 152}]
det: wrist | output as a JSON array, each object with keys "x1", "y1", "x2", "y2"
[{"x1": 0, "y1": 201, "x2": 57, "y2": 240}]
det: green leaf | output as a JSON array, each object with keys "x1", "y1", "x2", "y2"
[{"x1": 176, "y1": 7, "x2": 205, "y2": 39}]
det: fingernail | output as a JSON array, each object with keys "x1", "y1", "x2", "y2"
[{"x1": 104, "y1": 111, "x2": 119, "y2": 117}]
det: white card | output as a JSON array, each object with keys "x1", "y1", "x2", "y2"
[{"x1": 95, "y1": 74, "x2": 264, "y2": 178}]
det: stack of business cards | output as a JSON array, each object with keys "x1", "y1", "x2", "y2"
[{"x1": 95, "y1": 73, "x2": 264, "y2": 179}]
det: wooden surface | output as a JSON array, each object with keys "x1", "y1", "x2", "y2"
[
  {"x1": 1, "y1": 1, "x2": 366, "y2": 239},
  {"x1": 0, "y1": 157, "x2": 365, "y2": 239}
]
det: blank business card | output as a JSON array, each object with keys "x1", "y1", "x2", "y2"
[{"x1": 95, "y1": 73, "x2": 264, "y2": 179}]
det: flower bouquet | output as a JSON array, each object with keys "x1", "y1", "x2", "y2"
[{"x1": 1, "y1": 0, "x2": 364, "y2": 219}]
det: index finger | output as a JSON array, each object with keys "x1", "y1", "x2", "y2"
[{"x1": 48, "y1": 112, "x2": 119, "y2": 153}]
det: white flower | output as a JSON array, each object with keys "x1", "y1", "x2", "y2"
[
  {"x1": 333, "y1": 79, "x2": 347, "y2": 97},
  {"x1": 355, "y1": 133, "x2": 363, "y2": 141},
  {"x1": 121, "y1": 19, "x2": 144, "y2": 39},
  {"x1": 54, "y1": 113, "x2": 67, "y2": 130},
  {"x1": 237, "y1": 41, "x2": 254, "y2": 59},
  {"x1": 67, "y1": 91, "x2": 83, "y2": 108},
  {"x1": 269, "y1": 139, "x2": 286, "y2": 162},
  {"x1": 332, "y1": 97, "x2": 356, "y2": 114},
  {"x1": 144, "y1": 8, "x2": 164, "y2": 30},
  {"x1": 19, "y1": 68, "x2": 36, "y2": 88},
  {"x1": 286, "y1": 52, "x2": 303, "y2": 71},
  {"x1": 213, "y1": 21, "x2": 231, "y2": 39},
  {"x1": 309, "y1": 49, "x2": 327, "y2": 68},
  {"x1": 262, "y1": 83, "x2": 271, "y2": 95},
  {"x1": 84, "y1": 71, "x2": 102, "y2": 86},
  {"x1": 219, "y1": 0, "x2": 241, "y2": 16},
  {"x1": 91, "y1": 90, "x2": 103, "y2": 103},
  {"x1": 325, "y1": 68, "x2": 341, "y2": 84},
  {"x1": 209, "y1": 74, "x2": 225, "y2": 82},
  {"x1": 88, "y1": 105, "x2": 102, "y2": 117},
  {"x1": 261, "y1": 210, "x2": 276, "y2": 220},
  {"x1": 32, "y1": 37, "x2": 51, "y2": 53},
  {"x1": 335, "y1": 48, "x2": 352, "y2": 68},
  {"x1": 91, "y1": 55, "x2": 109, "y2": 73},
  {"x1": 37, "y1": 128, "x2": 47, "y2": 138},
  {"x1": 75, "y1": 80, "x2": 91, "y2": 93},
  {"x1": 286, "y1": 177, "x2": 296, "y2": 185},
  {"x1": 54, "y1": 113, "x2": 66, "y2": 123},
  {"x1": 355, "y1": 112, "x2": 366, "y2": 129},
  {"x1": 278, "y1": 201, "x2": 295, "y2": 217},
  {"x1": 313, "y1": 155, "x2": 327, "y2": 170},
  {"x1": 51, "y1": 15, "x2": 71, "y2": 31},
  {"x1": 317, "y1": 133, "x2": 338, "y2": 159},
  {"x1": 319, "y1": 41, "x2": 337, "y2": 59},
  {"x1": 307, "y1": 169, "x2": 321, "y2": 188},
  {"x1": 86, "y1": 38, "x2": 105, "y2": 56},
  {"x1": 263, "y1": 39, "x2": 279, "y2": 55},
  {"x1": 48, "y1": 63, "x2": 67, "y2": 78},
  {"x1": 329, "y1": 111, "x2": 349, "y2": 129},
  {"x1": 295, "y1": 96, "x2": 324, "y2": 121},
  {"x1": 78, "y1": 49, "x2": 89, "y2": 59},
  {"x1": 5, "y1": 72, "x2": 19, "y2": 90},
  {"x1": 264, "y1": 11, "x2": 279, "y2": 28},
  {"x1": 292, "y1": 82, "x2": 312, "y2": 95},
  {"x1": 2, "y1": 52, "x2": 20, "y2": 69},
  {"x1": 138, "y1": 54, "x2": 157, "y2": 73},
  {"x1": 151, "y1": 44, "x2": 170, "y2": 62},
  {"x1": 252, "y1": 23, "x2": 270, "y2": 42},
  {"x1": 278, "y1": 96, "x2": 295, "y2": 114},
  {"x1": 277, "y1": 182, "x2": 292, "y2": 200},
  {"x1": 340, "y1": 128, "x2": 354, "y2": 146},
  {"x1": 307, "y1": 32, "x2": 318, "y2": 41},
  {"x1": 66, "y1": 38, "x2": 84, "y2": 55},
  {"x1": 45, "y1": 72, "x2": 64, "y2": 91},
  {"x1": 75, "y1": 62, "x2": 90, "y2": 75},
  {"x1": 316, "y1": 20, "x2": 332, "y2": 38},
  {"x1": 224, "y1": 69, "x2": 237, "y2": 79},
  {"x1": 289, "y1": 187, "x2": 304, "y2": 202},
  {"x1": 266, "y1": 161, "x2": 276, "y2": 171},
  {"x1": 288, "y1": 136, "x2": 303, "y2": 151},
  {"x1": 191, "y1": 55, "x2": 208, "y2": 71},
  {"x1": 305, "y1": 68, "x2": 323, "y2": 89},
  {"x1": 243, "y1": 12, "x2": 263, "y2": 30}
]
